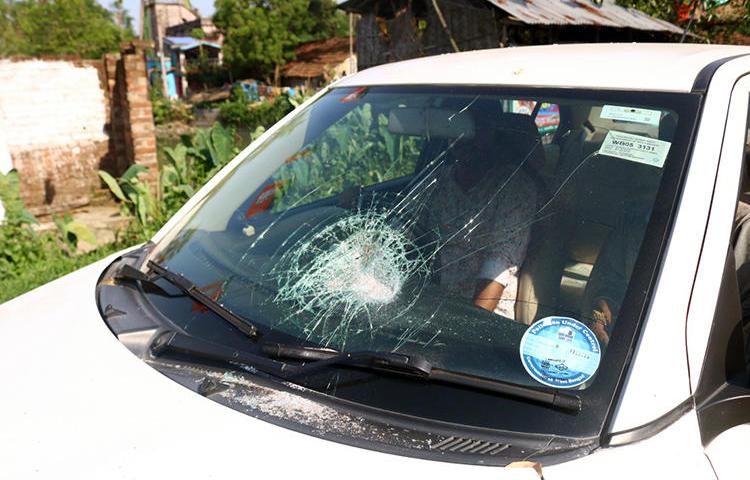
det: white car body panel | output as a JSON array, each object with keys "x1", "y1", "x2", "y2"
[
  {"x1": 686, "y1": 72, "x2": 750, "y2": 389},
  {"x1": 549, "y1": 411, "x2": 715, "y2": 480},
  {"x1": 0, "y1": 256, "x2": 538, "y2": 480},
  {"x1": 611, "y1": 58, "x2": 750, "y2": 432},
  {"x1": 336, "y1": 44, "x2": 750, "y2": 92},
  {"x1": 4, "y1": 44, "x2": 750, "y2": 478},
  {"x1": 0, "y1": 257, "x2": 715, "y2": 479},
  {"x1": 706, "y1": 425, "x2": 750, "y2": 480}
]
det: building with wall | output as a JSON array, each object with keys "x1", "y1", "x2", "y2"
[
  {"x1": 339, "y1": 0, "x2": 685, "y2": 71},
  {"x1": 0, "y1": 42, "x2": 158, "y2": 215},
  {"x1": 140, "y1": 0, "x2": 223, "y2": 98},
  {"x1": 283, "y1": 37, "x2": 357, "y2": 90},
  {"x1": 140, "y1": 0, "x2": 199, "y2": 98}
]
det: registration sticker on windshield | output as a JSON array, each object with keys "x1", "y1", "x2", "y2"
[
  {"x1": 599, "y1": 130, "x2": 671, "y2": 168},
  {"x1": 601, "y1": 105, "x2": 661, "y2": 126},
  {"x1": 519, "y1": 317, "x2": 601, "y2": 389}
]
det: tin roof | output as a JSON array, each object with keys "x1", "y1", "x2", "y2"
[
  {"x1": 283, "y1": 37, "x2": 354, "y2": 79},
  {"x1": 485, "y1": 0, "x2": 683, "y2": 33},
  {"x1": 338, "y1": 0, "x2": 684, "y2": 34}
]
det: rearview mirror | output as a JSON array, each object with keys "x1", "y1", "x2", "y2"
[{"x1": 388, "y1": 108, "x2": 475, "y2": 139}]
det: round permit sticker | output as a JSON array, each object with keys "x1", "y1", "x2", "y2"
[{"x1": 519, "y1": 316, "x2": 601, "y2": 389}]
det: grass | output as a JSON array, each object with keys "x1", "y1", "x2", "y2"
[{"x1": 0, "y1": 242, "x2": 127, "y2": 304}]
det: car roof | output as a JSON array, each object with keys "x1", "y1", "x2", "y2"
[{"x1": 336, "y1": 43, "x2": 750, "y2": 93}]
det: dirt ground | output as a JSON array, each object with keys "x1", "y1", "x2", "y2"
[{"x1": 33, "y1": 205, "x2": 128, "y2": 253}]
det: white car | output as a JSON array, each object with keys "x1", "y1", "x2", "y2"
[{"x1": 3, "y1": 44, "x2": 750, "y2": 480}]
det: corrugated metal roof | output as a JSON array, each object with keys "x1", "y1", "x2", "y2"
[
  {"x1": 484, "y1": 0, "x2": 684, "y2": 34},
  {"x1": 283, "y1": 37, "x2": 353, "y2": 78},
  {"x1": 164, "y1": 36, "x2": 221, "y2": 51},
  {"x1": 338, "y1": 0, "x2": 684, "y2": 34}
]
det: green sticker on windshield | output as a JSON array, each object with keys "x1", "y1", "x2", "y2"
[{"x1": 599, "y1": 130, "x2": 671, "y2": 168}]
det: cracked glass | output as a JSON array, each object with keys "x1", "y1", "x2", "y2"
[{"x1": 151, "y1": 86, "x2": 688, "y2": 393}]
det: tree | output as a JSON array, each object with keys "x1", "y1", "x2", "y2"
[
  {"x1": 616, "y1": 0, "x2": 676, "y2": 19},
  {"x1": 2, "y1": 0, "x2": 124, "y2": 59},
  {"x1": 111, "y1": 0, "x2": 135, "y2": 39},
  {"x1": 616, "y1": 0, "x2": 746, "y2": 40},
  {"x1": 213, "y1": 0, "x2": 348, "y2": 82},
  {"x1": 0, "y1": 1, "x2": 22, "y2": 56}
]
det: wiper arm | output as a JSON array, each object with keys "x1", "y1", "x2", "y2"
[
  {"x1": 263, "y1": 343, "x2": 582, "y2": 412},
  {"x1": 150, "y1": 332, "x2": 579, "y2": 411},
  {"x1": 116, "y1": 261, "x2": 262, "y2": 340}
]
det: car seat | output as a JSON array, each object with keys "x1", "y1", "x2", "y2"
[{"x1": 515, "y1": 121, "x2": 647, "y2": 325}]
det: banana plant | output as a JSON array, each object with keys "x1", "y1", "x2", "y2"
[
  {"x1": 52, "y1": 212, "x2": 96, "y2": 251},
  {"x1": 161, "y1": 143, "x2": 195, "y2": 215},
  {"x1": 185, "y1": 124, "x2": 236, "y2": 170},
  {"x1": 98, "y1": 164, "x2": 160, "y2": 232}
]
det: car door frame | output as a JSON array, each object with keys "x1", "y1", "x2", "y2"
[{"x1": 692, "y1": 72, "x2": 750, "y2": 479}]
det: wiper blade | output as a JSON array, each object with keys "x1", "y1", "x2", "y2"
[
  {"x1": 263, "y1": 343, "x2": 582, "y2": 412},
  {"x1": 152, "y1": 331, "x2": 291, "y2": 376},
  {"x1": 116, "y1": 261, "x2": 261, "y2": 340},
  {"x1": 150, "y1": 332, "x2": 580, "y2": 411}
]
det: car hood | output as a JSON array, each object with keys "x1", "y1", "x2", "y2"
[{"x1": 0, "y1": 252, "x2": 540, "y2": 480}]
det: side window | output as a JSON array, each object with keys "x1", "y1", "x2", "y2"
[
  {"x1": 271, "y1": 103, "x2": 424, "y2": 211},
  {"x1": 733, "y1": 109, "x2": 750, "y2": 364}
]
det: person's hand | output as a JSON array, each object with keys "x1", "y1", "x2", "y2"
[
  {"x1": 473, "y1": 279, "x2": 505, "y2": 312},
  {"x1": 591, "y1": 299, "x2": 612, "y2": 347}
]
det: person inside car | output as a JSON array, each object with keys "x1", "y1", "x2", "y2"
[{"x1": 423, "y1": 112, "x2": 541, "y2": 320}]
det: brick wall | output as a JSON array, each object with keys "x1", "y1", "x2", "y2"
[{"x1": 0, "y1": 41, "x2": 157, "y2": 216}]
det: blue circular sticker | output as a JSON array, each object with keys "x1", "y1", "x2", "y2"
[{"x1": 519, "y1": 316, "x2": 601, "y2": 389}]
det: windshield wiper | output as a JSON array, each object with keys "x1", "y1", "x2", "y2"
[
  {"x1": 262, "y1": 342, "x2": 582, "y2": 412},
  {"x1": 116, "y1": 261, "x2": 262, "y2": 340},
  {"x1": 149, "y1": 330, "x2": 580, "y2": 412}
]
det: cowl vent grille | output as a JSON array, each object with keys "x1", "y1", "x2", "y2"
[{"x1": 430, "y1": 436, "x2": 511, "y2": 455}]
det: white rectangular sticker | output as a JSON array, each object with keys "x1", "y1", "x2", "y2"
[
  {"x1": 599, "y1": 131, "x2": 671, "y2": 168},
  {"x1": 601, "y1": 105, "x2": 661, "y2": 126}
]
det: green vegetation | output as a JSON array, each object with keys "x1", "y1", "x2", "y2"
[
  {"x1": 150, "y1": 86, "x2": 193, "y2": 125},
  {"x1": 219, "y1": 90, "x2": 296, "y2": 129},
  {"x1": 213, "y1": 0, "x2": 347, "y2": 82},
  {"x1": 99, "y1": 124, "x2": 240, "y2": 239},
  {"x1": 0, "y1": 0, "x2": 132, "y2": 58},
  {"x1": 0, "y1": 95, "x2": 299, "y2": 304},
  {"x1": 273, "y1": 104, "x2": 421, "y2": 209},
  {"x1": 0, "y1": 93, "x2": 425, "y2": 306},
  {"x1": 616, "y1": 0, "x2": 750, "y2": 41},
  {"x1": 0, "y1": 170, "x2": 108, "y2": 304},
  {"x1": 0, "y1": 242, "x2": 125, "y2": 304}
]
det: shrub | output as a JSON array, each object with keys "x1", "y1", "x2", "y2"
[
  {"x1": 218, "y1": 94, "x2": 295, "y2": 130},
  {"x1": 0, "y1": 171, "x2": 50, "y2": 277},
  {"x1": 150, "y1": 86, "x2": 193, "y2": 125},
  {"x1": 100, "y1": 123, "x2": 240, "y2": 238},
  {"x1": 0, "y1": 170, "x2": 98, "y2": 302},
  {"x1": 98, "y1": 164, "x2": 162, "y2": 239}
]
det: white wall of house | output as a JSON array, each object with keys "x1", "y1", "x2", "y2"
[
  {"x1": 0, "y1": 60, "x2": 107, "y2": 150},
  {"x1": 0, "y1": 59, "x2": 109, "y2": 215}
]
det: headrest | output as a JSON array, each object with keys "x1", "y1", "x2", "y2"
[
  {"x1": 494, "y1": 113, "x2": 543, "y2": 141},
  {"x1": 490, "y1": 113, "x2": 545, "y2": 168}
]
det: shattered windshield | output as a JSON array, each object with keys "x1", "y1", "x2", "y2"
[{"x1": 150, "y1": 86, "x2": 694, "y2": 408}]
